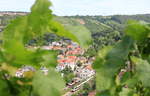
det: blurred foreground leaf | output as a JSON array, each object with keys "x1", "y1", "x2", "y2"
[
  {"x1": 33, "y1": 68, "x2": 65, "y2": 96},
  {"x1": 125, "y1": 20, "x2": 150, "y2": 42},
  {"x1": 95, "y1": 36, "x2": 134, "y2": 91},
  {"x1": 129, "y1": 57, "x2": 150, "y2": 87}
]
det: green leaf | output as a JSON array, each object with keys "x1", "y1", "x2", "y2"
[
  {"x1": 61, "y1": 25, "x2": 92, "y2": 49},
  {"x1": 131, "y1": 57, "x2": 150, "y2": 87},
  {"x1": 96, "y1": 90, "x2": 111, "y2": 96},
  {"x1": 0, "y1": 75, "x2": 10, "y2": 96},
  {"x1": 40, "y1": 50, "x2": 58, "y2": 67},
  {"x1": 106, "y1": 36, "x2": 134, "y2": 68},
  {"x1": 95, "y1": 36, "x2": 134, "y2": 91},
  {"x1": 120, "y1": 72, "x2": 132, "y2": 84},
  {"x1": 93, "y1": 46, "x2": 112, "y2": 69},
  {"x1": 2, "y1": 0, "x2": 78, "y2": 45},
  {"x1": 147, "y1": 55, "x2": 150, "y2": 63},
  {"x1": 119, "y1": 88, "x2": 134, "y2": 96},
  {"x1": 1, "y1": 0, "x2": 79, "y2": 68},
  {"x1": 49, "y1": 21, "x2": 79, "y2": 42},
  {"x1": 0, "y1": 49, "x2": 5, "y2": 63},
  {"x1": 96, "y1": 70, "x2": 114, "y2": 91},
  {"x1": 2, "y1": 38, "x2": 57, "y2": 68},
  {"x1": 33, "y1": 69, "x2": 65, "y2": 96},
  {"x1": 125, "y1": 20, "x2": 150, "y2": 42}
]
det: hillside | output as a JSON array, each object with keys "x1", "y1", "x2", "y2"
[
  {"x1": 1, "y1": 12, "x2": 150, "y2": 49},
  {"x1": 55, "y1": 14, "x2": 150, "y2": 49}
]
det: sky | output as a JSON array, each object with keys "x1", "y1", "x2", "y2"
[{"x1": 0, "y1": 0, "x2": 150, "y2": 16}]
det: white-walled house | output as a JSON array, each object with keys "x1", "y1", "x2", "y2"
[
  {"x1": 56, "y1": 64, "x2": 66, "y2": 71},
  {"x1": 76, "y1": 65, "x2": 95, "y2": 79}
]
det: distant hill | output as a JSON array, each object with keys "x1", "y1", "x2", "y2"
[
  {"x1": 0, "y1": 12, "x2": 150, "y2": 49},
  {"x1": 55, "y1": 14, "x2": 150, "y2": 49}
]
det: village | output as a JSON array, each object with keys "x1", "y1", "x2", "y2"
[{"x1": 15, "y1": 39, "x2": 96, "y2": 96}]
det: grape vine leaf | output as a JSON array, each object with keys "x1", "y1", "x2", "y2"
[
  {"x1": 1, "y1": 0, "x2": 78, "y2": 68},
  {"x1": 63, "y1": 25, "x2": 92, "y2": 49},
  {"x1": 125, "y1": 20, "x2": 150, "y2": 42},
  {"x1": 119, "y1": 88, "x2": 134, "y2": 96},
  {"x1": 95, "y1": 36, "x2": 134, "y2": 91},
  {"x1": 127, "y1": 57, "x2": 150, "y2": 87},
  {"x1": 33, "y1": 68, "x2": 65, "y2": 96},
  {"x1": 93, "y1": 46, "x2": 112, "y2": 69},
  {"x1": 0, "y1": 74, "x2": 10, "y2": 96}
]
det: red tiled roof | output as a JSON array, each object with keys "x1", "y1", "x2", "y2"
[
  {"x1": 67, "y1": 56, "x2": 77, "y2": 59},
  {"x1": 67, "y1": 45, "x2": 73, "y2": 48},
  {"x1": 57, "y1": 59, "x2": 75, "y2": 63},
  {"x1": 85, "y1": 65, "x2": 93, "y2": 70},
  {"x1": 76, "y1": 47, "x2": 81, "y2": 50},
  {"x1": 88, "y1": 91, "x2": 96, "y2": 96},
  {"x1": 58, "y1": 64, "x2": 65, "y2": 67},
  {"x1": 57, "y1": 59, "x2": 67, "y2": 63}
]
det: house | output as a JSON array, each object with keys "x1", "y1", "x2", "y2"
[
  {"x1": 67, "y1": 56, "x2": 77, "y2": 61},
  {"x1": 88, "y1": 91, "x2": 96, "y2": 96},
  {"x1": 72, "y1": 42, "x2": 79, "y2": 47},
  {"x1": 40, "y1": 67, "x2": 49, "y2": 75},
  {"x1": 78, "y1": 56, "x2": 87, "y2": 63},
  {"x1": 57, "y1": 58, "x2": 77, "y2": 71},
  {"x1": 52, "y1": 46, "x2": 62, "y2": 50},
  {"x1": 76, "y1": 65, "x2": 95, "y2": 79},
  {"x1": 15, "y1": 66, "x2": 35, "y2": 78},
  {"x1": 66, "y1": 61, "x2": 76, "y2": 71},
  {"x1": 15, "y1": 69, "x2": 24, "y2": 78},
  {"x1": 52, "y1": 41, "x2": 60, "y2": 46},
  {"x1": 41, "y1": 46, "x2": 52, "y2": 50},
  {"x1": 56, "y1": 64, "x2": 66, "y2": 71},
  {"x1": 21, "y1": 66, "x2": 35, "y2": 72},
  {"x1": 57, "y1": 55, "x2": 65, "y2": 59}
]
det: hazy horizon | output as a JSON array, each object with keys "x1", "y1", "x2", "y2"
[{"x1": 0, "y1": 0, "x2": 150, "y2": 16}]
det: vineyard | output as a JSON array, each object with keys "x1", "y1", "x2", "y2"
[{"x1": 0, "y1": 0, "x2": 150, "y2": 96}]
